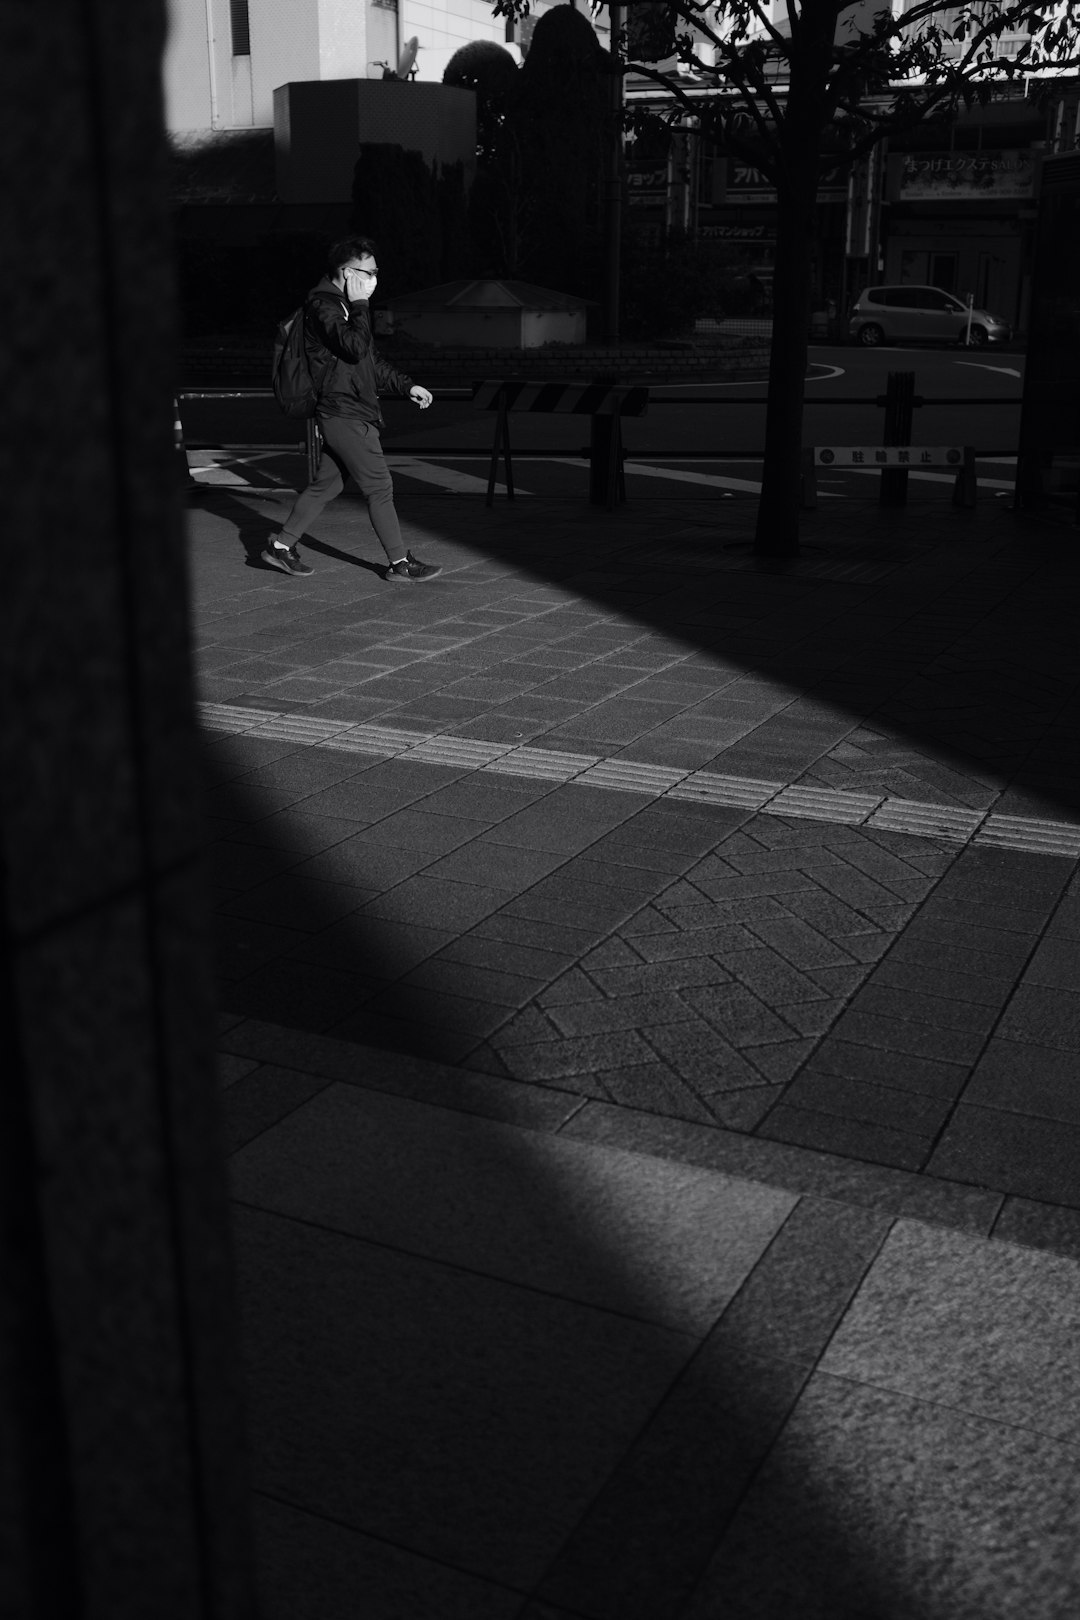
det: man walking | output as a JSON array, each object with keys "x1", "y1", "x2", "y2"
[{"x1": 263, "y1": 236, "x2": 441, "y2": 581}]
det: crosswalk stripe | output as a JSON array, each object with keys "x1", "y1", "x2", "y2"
[
  {"x1": 847, "y1": 468, "x2": 1015, "y2": 491},
  {"x1": 542, "y1": 458, "x2": 844, "y2": 498},
  {"x1": 385, "y1": 458, "x2": 529, "y2": 495}
]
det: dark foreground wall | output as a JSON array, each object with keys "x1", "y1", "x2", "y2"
[{"x1": 1, "y1": 4, "x2": 255, "y2": 1614}]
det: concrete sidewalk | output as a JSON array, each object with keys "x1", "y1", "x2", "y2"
[{"x1": 190, "y1": 479, "x2": 1080, "y2": 1616}]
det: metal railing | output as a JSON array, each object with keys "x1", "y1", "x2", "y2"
[{"x1": 175, "y1": 383, "x2": 1022, "y2": 467}]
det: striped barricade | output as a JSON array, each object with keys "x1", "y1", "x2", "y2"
[
  {"x1": 802, "y1": 444, "x2": 977, "y2": 510},
  {"x1": 471, "y1": 379, "x2": 649, "y2": 509}
]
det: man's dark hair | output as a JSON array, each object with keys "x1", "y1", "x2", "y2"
[{"x1": 327, "y1": 235, "x2": 377, "y2": 275}]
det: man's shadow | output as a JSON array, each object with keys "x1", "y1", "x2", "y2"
[{"x1": 187, "y1": 483, "x2": 387, "y2": 578}]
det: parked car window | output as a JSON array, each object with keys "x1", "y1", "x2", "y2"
[
  {"x1": 866, "y1": 288, "x2": 887, "y2": 304},
  {"x1": 889, "y1": 289, "x2": 925, "y2": 308}
]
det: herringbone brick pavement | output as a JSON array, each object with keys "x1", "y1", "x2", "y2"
[{"x1": 465, "y1": 815, "x2": 958, "y2": 1134}]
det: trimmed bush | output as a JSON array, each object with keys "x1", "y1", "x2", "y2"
[{"x1": 443, "y1": 41, "x2": 518, "y2": 165}]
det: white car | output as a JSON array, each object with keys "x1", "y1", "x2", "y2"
[{"x1": 848, "y1": 285, "x2": 1011, "y2": 348}]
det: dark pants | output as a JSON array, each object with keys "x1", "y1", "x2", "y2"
[{"x1": 281, "y1": 414, "x2": 404, "y2": 563}]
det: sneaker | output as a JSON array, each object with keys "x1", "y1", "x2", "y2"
[
  {"x1": 261, "y1": 537, "x2": 313, "y2": 576},
  {"x1": 386, "y1": 551, "x2": 442, "y2": 582}
]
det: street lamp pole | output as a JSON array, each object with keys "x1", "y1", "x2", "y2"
[{"x1": 605, "y1": 3, "x2": 624, "y2": 345}]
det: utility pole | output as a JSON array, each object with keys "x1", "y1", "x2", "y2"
[{"x1": 605, "y1": 3, "x2": 624, "y2": 344}]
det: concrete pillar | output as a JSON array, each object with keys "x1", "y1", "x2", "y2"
[{"x1": 0, "y1": 4, "x2": 255, "y2": 1615}]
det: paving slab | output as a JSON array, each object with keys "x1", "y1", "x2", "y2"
[
  {"x1": 192, "y1": 484, "x2": 1080, "y2": 1613},
  {"x1": 233, "y1": 1201, "x2": 693, "y2": 1592},
  {"x1": 251, "y1": 1495, "x2": 523, "y2": 1620},
  {"x1": 681, "y1": 1374, "x2": 1080, "y2": 1620},
  {"x1": 221, "y1": 1031, "x2": 1080, "y2": 1619},
  {"x1": 536, "y1": 1197, "x2": 892, "y2": 1620},
  {"x1": 202, "y1": 705, "x2": 1080, "y2": 1199},
  {"x1": 819, "y1": 1220, "x2": 1080, "y2": 1442},
  {"x1": 230, "y1": 1082, "x2": 796, "y2": 1335}
]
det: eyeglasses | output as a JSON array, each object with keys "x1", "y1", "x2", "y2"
[{"x1": 346, "y1": 265, "x2": 378, "y2": 279}]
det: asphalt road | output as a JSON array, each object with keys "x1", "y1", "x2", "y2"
[{"x1": 179, "y1": 344, "x2": 1024, "y2": 500}]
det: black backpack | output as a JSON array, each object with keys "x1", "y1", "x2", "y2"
[{"x1": 272, "y1": 305, "x2": 317, "y2": 418}]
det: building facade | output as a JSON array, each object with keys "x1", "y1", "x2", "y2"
[
  {"x1": 164, "y1": 0, "x2": 602, "y2": 132},
  {"x1": 622, "y1": 3, "x2": 1080, "y2": 333}
]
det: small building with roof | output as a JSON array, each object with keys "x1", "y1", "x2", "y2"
[{"x1": 383, "y1": 278, "x2": 593, "y2": 347}]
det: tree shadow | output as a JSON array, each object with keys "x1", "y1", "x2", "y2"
[{"x1": 203, "y1": 470, "x2": 1080, "y2": 821}]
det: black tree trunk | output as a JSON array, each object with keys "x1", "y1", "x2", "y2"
[{"x1": 753, "y1": 16, "x2": 834, "y2": 558}]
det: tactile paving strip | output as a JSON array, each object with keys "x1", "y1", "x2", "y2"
[
  {"x1": 666, "y1": 773, "x2": 781, "y2": 809},
  {"x1": 400, "y1": 737, "x2": 514, "y2": 770},
  {"x1": 975, "y1": 815, "x2": 1080, "y2": 859},
  {"x1": 199, "y1": 703, "x2": 1080, "y2": 858},
  {"x1": 484, "y1": 746, "x2": 600, "y2": 783},
  {"x1": 864, "y1": 799, "x2": 986, "y2": 842},
  {"x1": 767, "y1": 784, "x2": 885, "y2": 824},
  {"x1": 572, "y1": 760, "x2": 690, "y2": 794}
]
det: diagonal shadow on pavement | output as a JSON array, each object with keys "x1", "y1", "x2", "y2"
[
  {"x1": 210, "y1": 756, "x2": 1080, "y2": 1620},
  {"x1": 192, "y1": 481, "x2": 1080, "y2": 1198},
  {"x1": 191, "y1": 461, "x2": 1080, "y2": 1614}
]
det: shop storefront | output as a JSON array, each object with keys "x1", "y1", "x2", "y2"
[
  {"x1": 882, "y1": 148, "x2": 1036, "y2": 329},
  {"x1": 625, "y1": 137, "x2": 848, "y2": 314},
  {"x1": 622, "y1": 78, "x2": 1076, "y2": 337}
]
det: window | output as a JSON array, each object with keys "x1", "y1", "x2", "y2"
[
  {"x1": 506, "y1": 7, "x2": 533, "y2": 46},
  {"x1": 697, "y1": 145, "x2": 717, "y2": 205},
  {"x1": 900, "y1": 249, "x2": 929, "y2": 284},
  {"x1": 230, "y1": 0, "x2": 251, "y2": 58},
  {"x1": 930, "y1": 252, "x2": 958, "y2": 294}
]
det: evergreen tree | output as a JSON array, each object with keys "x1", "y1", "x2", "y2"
[
  {"x1": 497, "y1": 6, "x2": 614, "y2": 296},
  {"x1": 350, "y1": 144, "x2": 441, "y2": 290},
  {"x1": 443, "y1": 40, "x2": 519, "y2": 165},
  {"x1": 435, "y1": 161, "x2": 472, "y2": 282}
]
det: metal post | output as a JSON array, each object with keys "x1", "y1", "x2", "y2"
[
  {"x1": 800, "y1": 447, "x2": 818, "y2": 509},
  {"x1": 605, "y1": 4, "x2": 624, "y2": 346},
  {"x1": 880, "y1": 370, "x2": 915, "y2": 507},
  {"x1": 589, "y1": 415, "x2": 614, "y2": 505},
  {"x1": 486, "y1": 388, "x2": 513, "y2": 506},
  {"x1": 173, "y1": 396, "x2": 196, "y2": 490},
  {"x1": 589, "y1": 404, "x2": 628, "y2": 508},
  {"x1": 952, "y1": 446, "x2": 978, "y2": 509},
  {"x1": 613, "y1": 415, "x2": 626, "y2": 505}
]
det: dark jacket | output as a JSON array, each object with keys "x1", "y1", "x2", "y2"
[{"x1": 303, "y1": 276, "x2": 413, "y2": 427}]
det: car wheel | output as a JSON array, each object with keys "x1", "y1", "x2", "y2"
[
  {"x1": 965, "y1": 324, "x2": 989, "y2": 348},
  {"x1": 857, "y1": 323, "x2": 884, "y2": 347}
]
